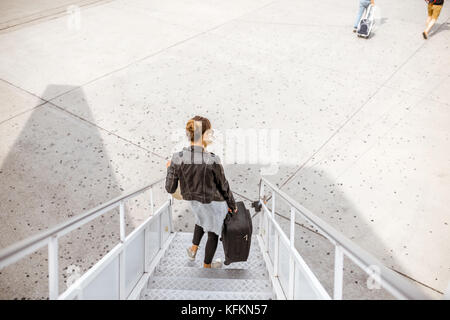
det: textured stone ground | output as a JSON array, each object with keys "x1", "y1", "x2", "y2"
[{"x1": 0, "y1": 0, "x2": 449, "y2": 299}]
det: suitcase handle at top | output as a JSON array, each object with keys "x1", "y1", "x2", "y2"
[{"x1": 364, "y1": 4, "x2": 375, "y2": 21}]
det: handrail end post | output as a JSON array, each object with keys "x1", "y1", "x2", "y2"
[
  {"x1": 333, "y1": 245, "x2": 344, "y2": 300},
  {"x1": 48, "y1": 235, "x2": 59, "y2": 300}
]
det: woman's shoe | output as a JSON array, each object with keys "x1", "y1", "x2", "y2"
[
  {"x1": 422, "y1": 31, "x2": 428, "y2": 40},
  {"x1": 186, "y1": 246, "x2": 197, "y2": 261},
  {"x1": 204, "y1": 258, "x2": 222, "y2": 269},
  {"x1": 211, "y1": 258, "x2": 223, "y2": 268}
]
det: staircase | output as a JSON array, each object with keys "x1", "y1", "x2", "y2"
[
  {"x1": 0, "y1": 177, "x2": 431, "y2": 300},
  {"x1": 140, "y1": 232, "x2": 274, "y2": 300}
]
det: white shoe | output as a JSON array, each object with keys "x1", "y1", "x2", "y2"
[
  {"x1": 186, "y1": 247, "x2": 197, "y2": 261},
  {"x1": 210, "y1": 258, "x2": 222, "y2": 269}
]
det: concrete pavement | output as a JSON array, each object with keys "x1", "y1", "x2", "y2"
[{"x1": 0, "y1": 0, "x2": 449, "y2": 299}]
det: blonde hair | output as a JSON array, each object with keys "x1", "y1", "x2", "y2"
[{"x1": 186, "y1": 116, "x2": 212, "y2": 147}]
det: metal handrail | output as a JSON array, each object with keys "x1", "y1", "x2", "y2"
[
  {"x1": 0, "y1": 177, "x2": 165, "y2": 298},
  {"x1": 259, "y1": 177, "x2": 429, "y2": 300},
  {"x1": 58, "y1": 199, "x2": 173, "y2": 300},
  {"x1": 0, "y1": 178, "x2": 164, "y2": 268},
  {"x1": 258, "y1": 201, "x2": 331, "y2": 299}
]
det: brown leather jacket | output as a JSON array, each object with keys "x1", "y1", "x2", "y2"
[{"x1": 165, "y1": 146, "x2": 237, "y2": 211}]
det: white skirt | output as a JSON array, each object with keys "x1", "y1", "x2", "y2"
[{"x1": 189, "y1": 200, "x2": 228, "y2": 236}]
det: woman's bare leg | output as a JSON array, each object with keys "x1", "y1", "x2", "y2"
[{"x1": 425, "y1": 18, "x2": 437, "y2": 34}]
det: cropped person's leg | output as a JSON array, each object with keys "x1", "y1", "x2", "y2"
[
  {"x1": 426, "y1": 4, "x2": 432, "y2": 26},
  {"x1": 187, "y1": 224, "x2": 204, "y2": 260},
  {"x1": 192, "y1": 224, "x2": 205, "y2": 246},
  {"x1": 425, "y1": 18, "x2": 437, "y2": 34},
  {"x1": 424, "y1": 7, "x2": 437, "y2": 38},
  {"x1": 432, "y1": 5, "x2": 443, "y2": 23},
  {"x1": 424, "y1": 5, "x2": 442, "y2": 38},
  {"x1": 203, "y1": 232, "x2": 219, "y2": 266},
  {"x1": 354, "y1": 3, "x2": 366, "y2": 29}
]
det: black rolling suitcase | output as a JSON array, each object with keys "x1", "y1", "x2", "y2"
[{"x1": 221, "y1": 201, "x2": 252, "y2": 265}]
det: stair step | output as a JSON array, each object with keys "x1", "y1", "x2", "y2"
[
  {"x1": 153, "y1": 266, "x2": 270, "y2": 280},
  {"x1": 173, "y1": 232, "x2": 257, "y2": 243},
  {"x1": 168, "y1": 237, "x2": 260, "y2": 254},
  {"x1": 146, "y1": 276, "x2": 273, "y2": 293},
  {"x1": 174, "y1": 232, "x2": 228, "y2": 241},
  {"x1": 141, "y1": 288, "x2": 274, "y2": 300},
  {"x1": 138, "y1": 232, "x2": 273, "y2": 300},
  {"x1": 158, "y1": 252, "x2": 267, "y2": 270},
  {"x1": 168, "y1": 238, "x2": 260, "y2": 250}
]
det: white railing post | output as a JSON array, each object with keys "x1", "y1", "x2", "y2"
[
  {"x1": 265, "y1": 214, "x2": 269, "y2": 252},
  {"x1": 48, "y1": 235, "x2": 59, "y2": 300},
  {"x1": 119, "y1": 249, "x2": 126, "y2": 299},
  {"x1": 271, "y1": 190, "x2": 276, "y2": 261},
  {"x1": 288, "y1": 207, "x2": 295, "y2": 300},
  {"x1": 119, "y1": 201, "x2": 126, "y2": 300},
  {"x1": 259, "y1": 202, "x2": 264, "y2": 237},
  {"x1": 259, "y1": 181, "x2": 265, "y2": 237},
  {"x1": 149, "y1": 187, "x2": 154, "y2": 215},
  {"x1": 158, "y1": 213, "x2": 162, "y2": 250},
  {"x1": 334, "y1": 245, "x2": 344, "y2": 300},
  {"x1": 119, "y1": 201, "x2": 126, "y2": 242},
  {"x1": 274, "y1": 233, "x2": 279, "y2": 277},
  {"x1": 144, "y1": 226, "x2": 150, "y2": 273},
  {"x1": 272, "y1": 192, "x2": 276, "y2": 218},
  {"x1": 260, "y1": 180, "x2": 265, "y2": 199},
  {"x1": 168, "y1": 195, "x2": 174, "y2": 233}
]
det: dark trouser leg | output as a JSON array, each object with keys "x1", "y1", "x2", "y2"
[
  {"x1": 204, "y1": 232, "x2": 218, "y2": 264},
  {"x1": 192, "y1": 224, "x2": 205, "y2": 246}
]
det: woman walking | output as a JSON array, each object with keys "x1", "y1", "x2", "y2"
[
  {"x1": 353, "y1": 0, "x2": 375, "y2": 32},
  {"x1": 423, "y1": 0, "x2": 445, "y2": 39},
  {"x1": 165, "y1": 116, "x2": 237, "y2": 268}
]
